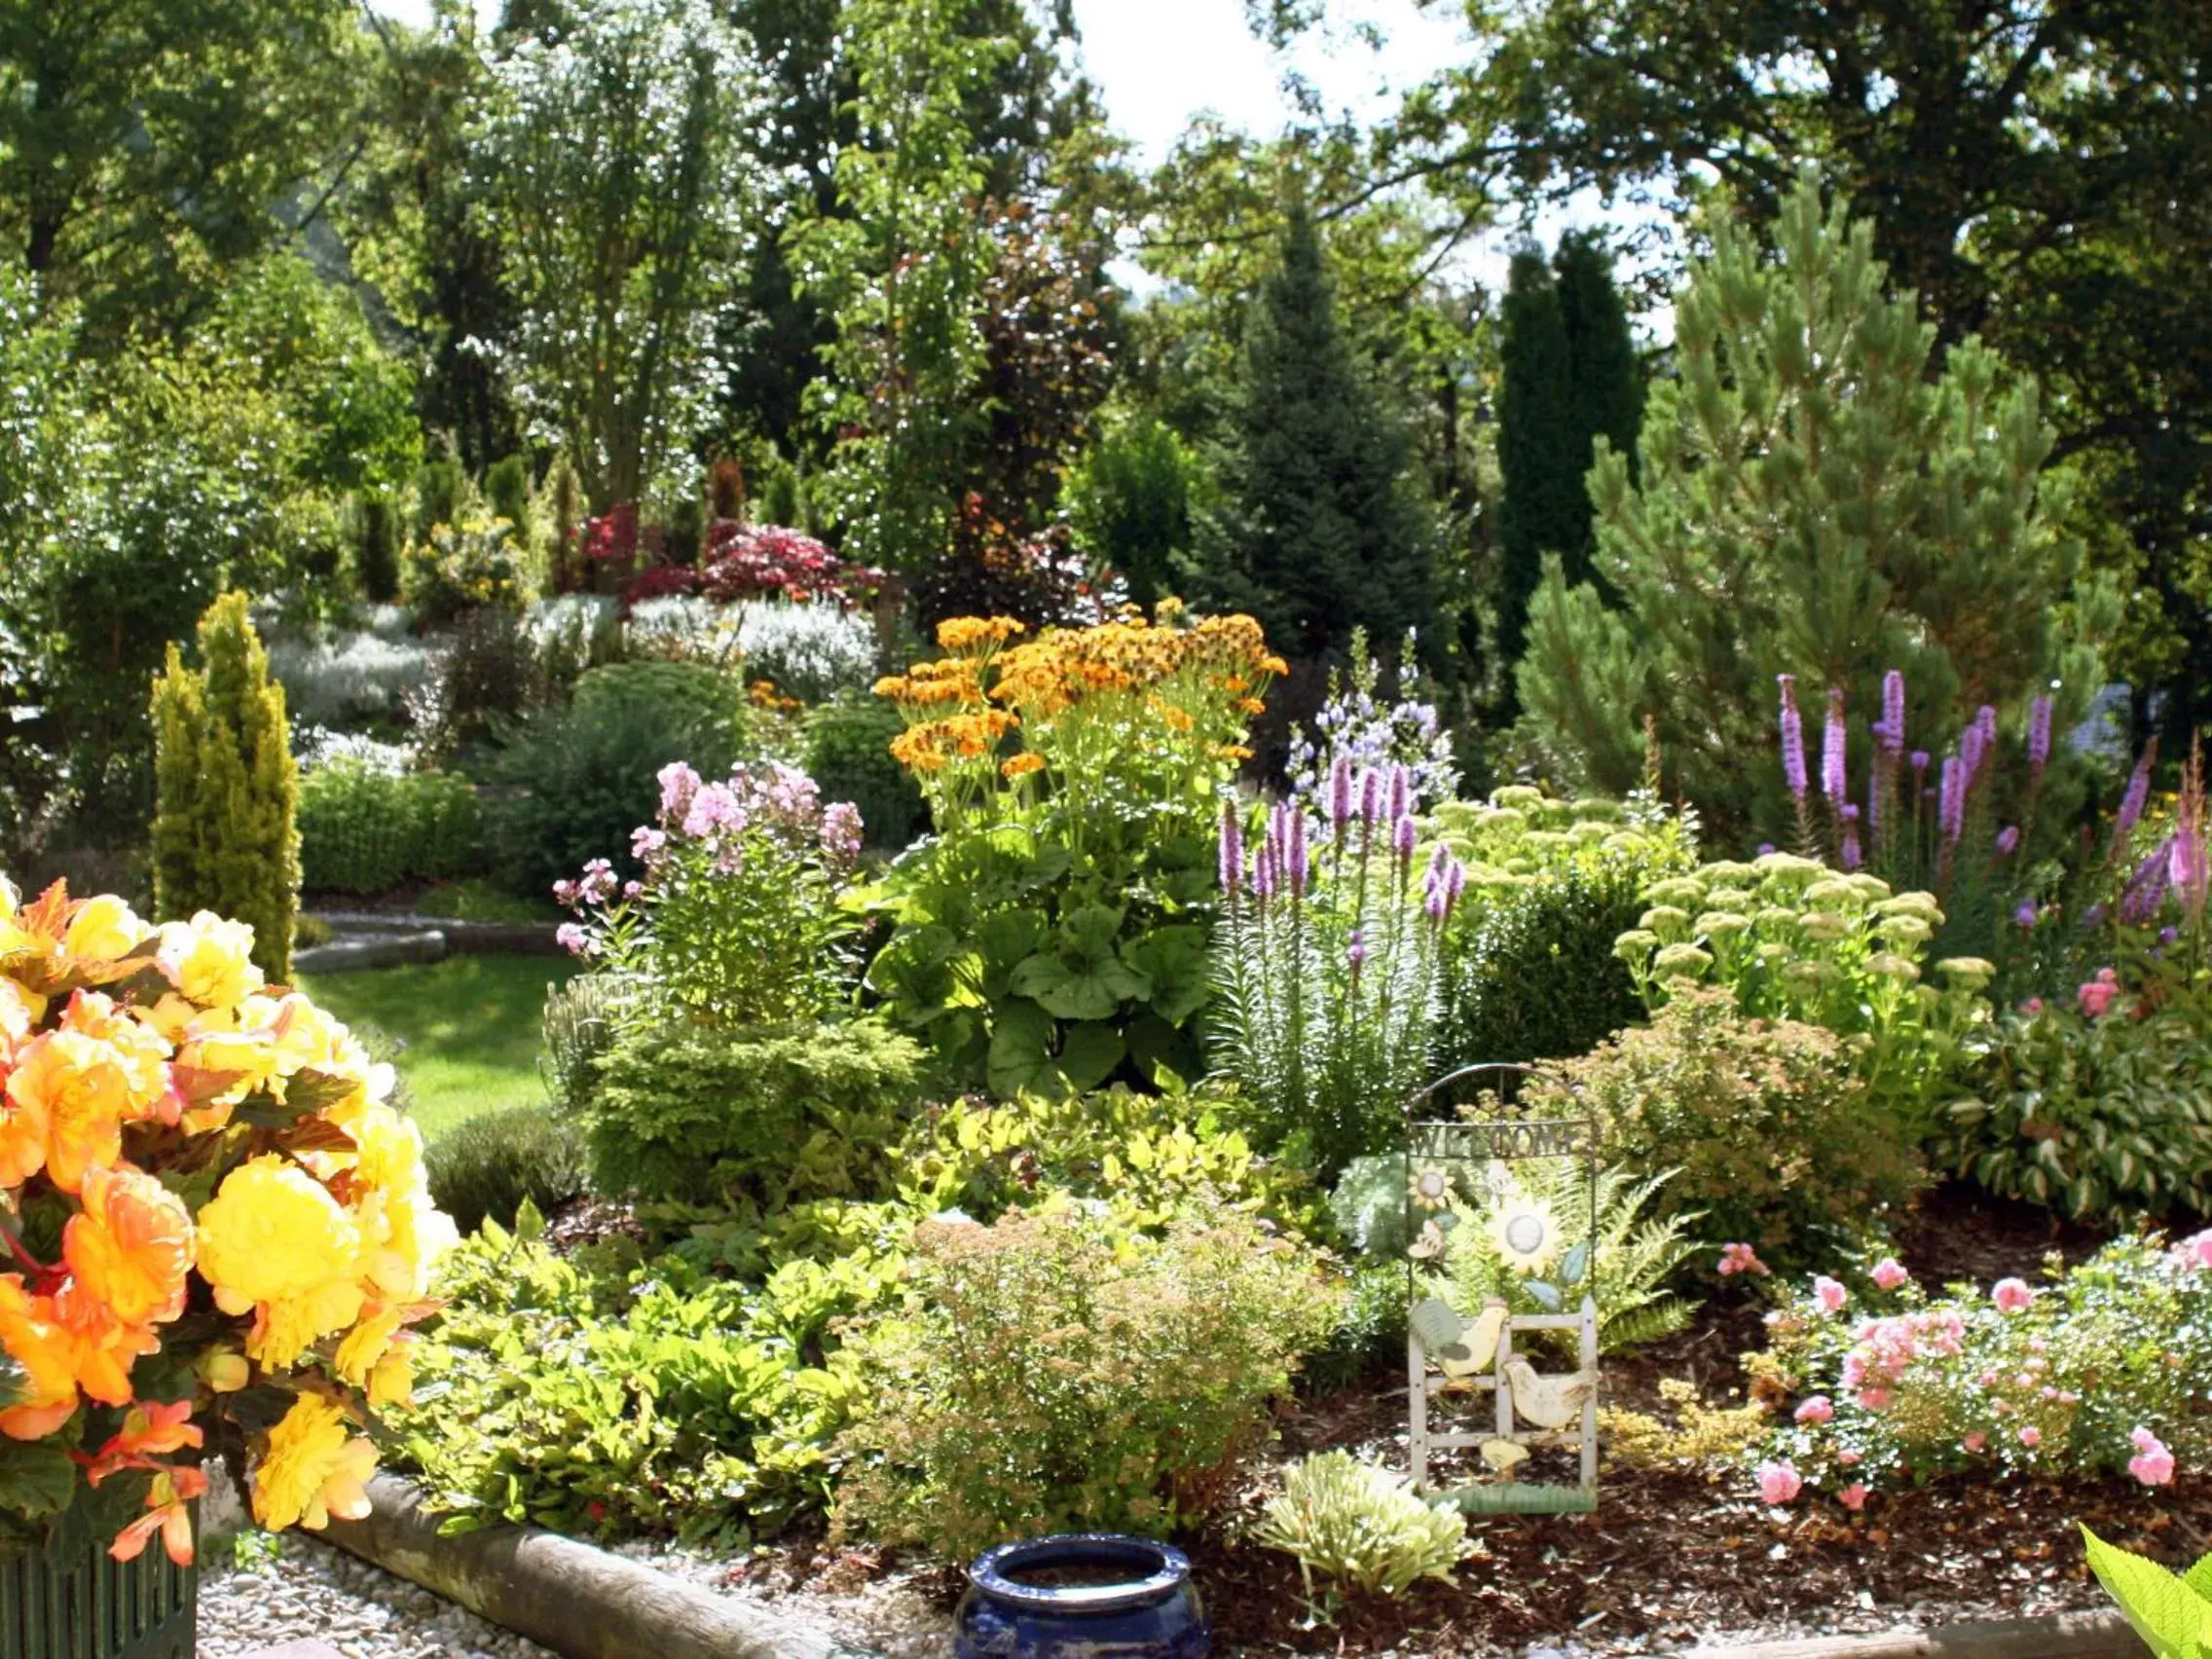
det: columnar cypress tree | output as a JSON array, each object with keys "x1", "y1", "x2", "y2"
[
  {"x1": 1514, "y1": 170, "x2": 2116, "y2": 843},
  {"x1": 150, "y1": 592, "x2": 300, "y2": 981},
  {"x1": 1494, "y1": 248, "x2": 1578, "y2": 668},
  {"x1": 1218, "y1": 204, "x2": 1433, "y2": 657},
  {"x1": 1551, "y1": 231, "x2": 1644, "y2": 527}
]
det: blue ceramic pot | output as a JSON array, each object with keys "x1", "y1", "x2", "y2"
[{"x1": 955, "y1": 1533, "x2": 1209, "y2": 1658}]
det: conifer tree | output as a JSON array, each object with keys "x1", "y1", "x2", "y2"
[
  {"x1": 1552, "y1": 231, "x2": 1643, "y2": 525},
  {"x1": 1213, "y1": 204, "x2": 1433, "y2": 657},
  {"x1": 150, "y1": 592, "x2": 300, "y2": 980},
  {"x1": 1515, "y1": 170, "x2": 2116, "y2": 843}
]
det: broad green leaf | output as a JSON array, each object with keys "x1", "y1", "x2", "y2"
[
  {"x1": 1057, "y1": 1022, "x2": 1125, "y2": 1092},
  {"x1": 0, "y1": 1440, "x2": 78, "y2": 1519},
  {"x1": 986, "y1": 1001, "x2": 1063, "y2": 1099},
  {"x1": 1010, "y1": 952, "x2": 1145, "y2": 1021},
  {"x1": 2083, "y1": 1527, "x2": 2212, "y2": 1659},
  {"x1": 1124, "y1": 1014, "x2": 1201, "y2": 1089},
  {"x1": 975, "y1": 909, "x2": 1050, "y2": 999},
  {"x1": 1122, "y1": 925, "x2": 1212, "y2": 1025},
  {"x1": 1060, "y1": 903, "x2": 1127, "y2": 960}
]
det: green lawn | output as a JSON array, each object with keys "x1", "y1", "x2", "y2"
[{"x1": 296, "y1": 954, "x2": 577, "y2": 1143}]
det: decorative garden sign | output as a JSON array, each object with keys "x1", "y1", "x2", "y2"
[{"x1": 1402, "y1": 1064, "x2": 1602, "y2": 1514}]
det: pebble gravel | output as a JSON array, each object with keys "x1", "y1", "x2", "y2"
[{"x1": 197, "y1": 1536, "x2": 556, "y2": 1659}]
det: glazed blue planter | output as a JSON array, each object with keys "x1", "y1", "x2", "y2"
[{"x1": 955, "y1": 1533, "x2": 1209, "y2": 1658}]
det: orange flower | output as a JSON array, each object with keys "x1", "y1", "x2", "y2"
[
  {"x1": 65, "y1": 1165, "x2": 195, "y2": 1330},
  {"x1": 0, "y1": 1275, "x2": 79, "y2": 1440},
  {"x1": 83, "y1": 1399, "x2": 203, "y2": 1486},
  {"x1": 51, "y1": 1282, "x2": 159, "y2": 1407},
  {"x1": 1, "y1": 1028, "x2": 135, "y2": 1192},
  {"x1": 1001, "y1": 752, "x2": 1047, "y2": 779},
  {"x1": 109, "y1": 1465, "x2": 206, "y2": 1567}
]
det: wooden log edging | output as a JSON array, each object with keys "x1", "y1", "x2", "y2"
[
  {"x1": 321, "y1": 1475, "x2": 888, "y2": 1659},
  {"x1": 1688, "y1": 1607, "x2": 2143, "y2": 1657},
  {"x1": 301, "y1": 913, "x2": 567, "y2": 959}
]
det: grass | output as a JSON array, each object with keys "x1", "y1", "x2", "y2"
[{"x1": 296, "y1": 954, "x2": 577, "y2": 1143}]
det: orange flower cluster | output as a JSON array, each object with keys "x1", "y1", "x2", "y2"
[{"x1": 0, "y1": 876, "x2": 455, "y2": 1566}]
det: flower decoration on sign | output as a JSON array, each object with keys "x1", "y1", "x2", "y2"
[
  {"x1": 1488, "y1": 1178, "x2": 1564, "y2": 1278},
  {"x1": 1408, "y1": 1165, "x2": 1455, "y2": 1213}
]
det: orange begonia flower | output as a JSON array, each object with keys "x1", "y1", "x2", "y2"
[
  {"x1": 51, "y1": 1281, "x2": 159, "y2": 1407},
  {"x1": 0, "y1": 1275, "x2": 79, "y2": 1440},
  {"x1": 82, "y1": 1399, "x2": 203, "y2": 1486},
  {"x1": 65, "y1": 1165, "x2": 195, "y2": 1331},
  {"x1": 109, "y1": 1465, "x2": 206, "y2": 1567}
]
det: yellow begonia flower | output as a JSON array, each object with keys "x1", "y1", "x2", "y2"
[
  {"x1": 62, "y1": 895, "x2": 148, "y2": 963},
  {"x1": 355, "y1": 1186, "x2": 458, "y2": 1304},
  {"x1": 0, "y1": 978, "x2": 43, "y2": 1055},
  {"x1": 196, "y1": 1156, "x2": 365, "y2": 1367},
  {"x1": 1, "y1": 1028, "x2": 136, "y2": 1193},
  {"x1": 157, "y1": 914, "x2": 263, "y2": 1009},
  {"x1": 334, "y1": 1304, "x2": 405, "y2": 1393},
  {"x1": 252, "y1": 1395, "x2": 378, "y2": 1531},
  {"x1": 0, "y1": 1275, "x2": 81, "y2": 1440},
  {"x1": 59, "y1": 991, "x2": 176, "y2": 1111}
]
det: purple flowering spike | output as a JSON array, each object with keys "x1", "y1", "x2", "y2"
[
  {"x1": 1389, "y1": 764, "x2": 1411, "y2": 823},
  {"x1": 1959, "y1": 722, "x2": 1985, "y2": 787},
  {"x1": 1393, "y1": 814, "x2": 1419, "y2": 860},
  {"x1": 1910, "y1": 752, "x2": 1931, "y2": 795},
  {"x1": 1358, "y1": 767, "x2": 1383, "y2": 825},
  {"x1": 1778, "y1": 675, "x2": 1807, "y2": 799},
  {"x1": 1881, "y1": 672, "x2": 1905, "y2": 756},
  {"x1": 1841, "y1": 823, "x2": 1862, "y2": 870},
  {"x1": 1939, "y1": 756, "x2": 1967, "y2": 842},
  {"x1": 1446, "y1": 858, "x2": 1466, "y2": 908},
  {"x1": 1995, "y1": 825, "x2": 2020, "y2": 856},
  {"x1": 1347, "y1": 929, "x2": 1368, "y2": 972},
  {"x1": 1428, "y1": 841, "x2": 1449, "y2": 881},
  {"x1": 2014, "y1": 901, "x2": 2039, "y2": 928},
  {"x1": 1823, "y1": 687, "x2": 1848, "y2": 805},
  {"x1": 2169, "y1": 827, "x2": 2207, "y2": 908},
  {"x1": 2120, "y1": 839, "x2": 2173, "y2": 924},
  {"x1": 1287, "y1": 809, "x2": 1309, "y2": 899},
  {"x1": 1253, "y1": 847, "x2": 1275, "y2": 903},
  {"x1": 2116, "y1": 746, "x2": 2156, "y2": 844},
  {"x1": 2028, "y1": 697, "x2": 2053, "y2": 771},
  {"x1": 1425, "y1": 885, "x2": 1448, "y2": 922},
  {"x1": 1328, "y1": 756, "x2": 1354, "y2": 833},
  {"x1": 1976, "y1": 705, "x2": 1998, "y2": 749},
  {"x1": 1219, "y1": 799, "x2": 1243, "y2": 899}
]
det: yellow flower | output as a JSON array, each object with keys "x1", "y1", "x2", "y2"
[
  {"x1": 63, "y1": 896, "x2": 148, "y2": 964},
  {"x1": 252, "y1": 1394, "x2": 378, "y2": 1531},
  {"x1": 1409, "y1": 1165, "x2": 1456, "y2": 1212},
  {"x1": 354, "y1": 1186, "x2": 458, "y2": 1304},
  {"x1": 157, "y1": 914, "x2": 263, "y2": 1009},
  {"x1": 333, "y1": 1303, "x2": 415, "y2": 1409},
  {"x1": 1, "y1": 1028, "x2": 134, "y2": 1193},
  {"x1": 1488, "y1": 1180, "x2": 1564, "y2": 1276},
  {"x1": 196, "y1": 1157, "x2": 365, "y2": 1368}
]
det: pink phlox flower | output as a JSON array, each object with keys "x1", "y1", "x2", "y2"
[
  {"x1": 682, "y1": 783, "x2": 746, "y2": 840},
  {"x1": 1755, "y1": 1459, "x2": 1803, "y2": 1506},
  {"x1": 1992, "y1": 1277, "x2": 2035, "y2": 1313},
  {"x1": 2017, "y1": 1426, "x2": 2042, "y2": 1449},
  {"x1": 2129, "y1": 1428, "x2": 2176, "y2": 1487},
  {"x1": 2174, "y1": 1230, "x2": 2212, "y2": 1272},
  {"x1": 579, "y1": 859, "x2": 619, "y2": 904},
  {"x1": 2078, "y1": 968, "x2": 2121, "y2": 1018},
  {"x1": 631, "y1": 826, "x2": 668, "y2": 863},
  {"x1": 1854, "y1": 1388, "x2": 1894, "y2": 1411},
  {"x1": 555, "y1": 922, "x2": 593, "y2": 957},
  {"x1": 820, "y1": 801, "x2": 865, "y2": 866},
  {"x1": 1718, "y1": 1243, "x2": 1771, "y2": 1278},
  {"x1": 657, "y1": 761, "x2": 702, "y2": 823},
  {"x1": 1963, "y1": 1433, "x2": 1987, "y2": 1454},
  {"x1": 1813, "y1": 1275, "x2": 1849, "y2": 1313},
  {"x1": 1794, "y1": 1395, "x2": 1835, "y2": 1425},
  {"x1": 1870, "y1": 1258, "x2": 1912, "y2": 1292},
  {"x1": 1835, "y1": 1449, "x2": 1862, "y2": 1466}
]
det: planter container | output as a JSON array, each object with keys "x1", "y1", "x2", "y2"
[
  {"x1": 956, "y1": 1533, "x2": 1207, "y2": 1659},
  {"x1": 1, "y1": 1519, "x2": 198, "y2": 1659}
]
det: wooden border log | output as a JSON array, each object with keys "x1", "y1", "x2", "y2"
[
  {"x1": 1688, "y1": 1607, "x2": 2144, "y2": 1657},
  {"x1": 322, "y1": 1476, "x2": 888, "y2": 1659}
]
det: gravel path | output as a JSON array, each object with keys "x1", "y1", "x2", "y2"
[{"x1": 198, "y1": 1536, "x2": 556, "y2": 1659}]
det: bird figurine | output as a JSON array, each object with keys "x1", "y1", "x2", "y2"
[
  {"x1": 1501, "y1": 1357, "x2": 1598, "y2": 1429},
  {"x1": 1479, "y1": 1437, "x2": 1531, "y2": 1478},
  {"x1": 1438, "y1": 1297, "x2": 1509, "y2": 1380}
]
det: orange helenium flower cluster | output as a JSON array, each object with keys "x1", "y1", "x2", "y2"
[{"x1": 0, "y1": 875, "x2": 455, "y2": 1566}]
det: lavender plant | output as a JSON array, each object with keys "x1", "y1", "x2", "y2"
[
  {"x1": 1209, "y1": 760, "x2": 1469, "y2": 1175},
  {"x1": 1285, "y1": 629, "x2": 1458, "y2": 814}
]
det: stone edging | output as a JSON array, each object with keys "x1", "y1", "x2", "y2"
[
  {"x1": 1684, "y1": 1607, "x2": 2141, "y2": 1657},
  {"x1": 295, "y1": 913, "x2": 565, "y2": 974},
  {"x1": 322, "y1": 1475, "x2": 886, "y2": 1659}
]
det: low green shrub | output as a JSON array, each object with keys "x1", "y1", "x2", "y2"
[
  {"x1": 298, "y1": 758, "x2": 484, "y2": 894},
  {"x1": 1753, "y1": 1232, "x2": 2212, "y2": 1503},
  {"x1": 587, "y1": 1016, "x2": 927, "y2": 1209},
  {"x1": 1433, "y1": 787, "x2": 1698, "y2": 1068},
  {"x1": 831, "y1": 1205, "x2": 1339, "y2": 1559},
  {"x1": 425, "y1": 1103, "x2": 591, "y2": 1233},
  {"x1": 541, "y1": 972, "x2": 623, "y2": 1113},
  {"x1": 403, "y1": 515, "x2": 530, "y2": 626},
  {"x1": 486, "y1": 660, "x2": 750, "y2": 899},
  {"x1": 802, "y1": 691, "x2": 925, "y2": 849},
  {"x1": 1525, "y1": 986, "x2": 1926, "y2": 1267},
  {"x1": 1256, "y1": 1451, "x2": 1465, "y2": 1596}
]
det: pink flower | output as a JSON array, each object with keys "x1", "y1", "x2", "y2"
[
  {"x1": 631, "y1": 826, "x2": 668, "y2": 863},
  {"x1": 2175, "y1": 1230, "x2": 2212, "y2": 1272},
  {"x1": 2017, "y1": 1426, "x2": 2042, "y2": 1449},
  {"x1": 1855, "y1": 1388, "x2": 1893, "y2": 1411},
  {"x1": 1838, "y1": 1483, "x2": 1868, "y2": 1513},
  {"x1": 2129, "y1": 1428, "x2": 2176, "y2": 1488},
  {"x1": 1963, "y1": 1433, "x2": 1987, "y2": 1454},
  {"x1": 1992, "y1": 1277, "x2": 2035, "y2": 1314},
  {"x1": 1871, "y1": 1258, "x2": 1912, "y2": 1291},
  {"x1": 555, "y1": 922, "x2": 591, "y2": 957},
  {"x1": 1718, "y1": 1242, "x2": 1771, "y2": 1278},
  {"x1": 1794, "y1": 1396, "x2": 1835, "y2": 1425},
  {"x1": 1755, "y1": 1459, "x2": 1803, "y2": 1506},
  {"x1": 657, "y1": 761, "x2": 702, "y2": 823},
  {"x1": 2078, "y1": 968, "x2": 2120, "y2": 1018},
  {"x1": 552, "y1": 879, "x2": 580, "y2": 907},
  {"x1": 2019, "y1": 995, "x2": 2044, "y2": 1014},
  {"x1": 1836, "y1": 1449, "x2": 1862, "y2": 1466},
  {"x1": 1814, "y1": 1275, "x2": 1849, "y2": 1313}
]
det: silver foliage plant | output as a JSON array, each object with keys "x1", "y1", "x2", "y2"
[
  {"x1": 1257, "y1": 1449, "x2": 1466, "y2": 1597},
  {"x1": 1211, "y1": 761, "x2": 1470, "y2": 1175}
]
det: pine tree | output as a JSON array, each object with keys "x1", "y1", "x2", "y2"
[
  {"x1": 1515, "y1": 170, "x2": 2117, "y2": 843},
  {"x1": 1215, "y1": 204, "x2": 1433, "y2": 657},
  {"x1": 1494, "y1": 248, "x2": 1578, "y2": 669},
  {"x1": 150, "y1": 592, "x2": 300, "y2": 981}
]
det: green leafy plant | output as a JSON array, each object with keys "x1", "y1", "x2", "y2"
[
  {"x1": 426, "y1": 1103, "x2": 592, "y2": 1234},
  {"x1": 1526, "y1": 986, "x2": 1926, "y2": 1266},
  {"x1": 1256, "y1": 1450, "x2": 1466, "y2": 1597},
  {"x1": 540, "y1": 972, "x2": 622, "y2": 1114},
  {"x1": 2081, "y1": 1527, "x2": 2212, "y2": 1659},
  {"x1": 587, "y1": 1017, "x2": 927, "y2": 1209},
  {"x1": 403, "y1": 516, "x2": 531, "y2": 627},
  {"x1": 802, "y1": 691, "x2": 925, "y2": 849},
  {"x1": 297, "y1": 758, "x2": 483, "y2": 895},
  {"x1": 831, "y1": 1206, "x2": 1338, "y2": 1560},
  {"x1": 1615, "y1": 853, "x2": 1992, "y2": 1138},
  {"x1": 149, "y1": 590, "x2": 299, "y2": 979}
]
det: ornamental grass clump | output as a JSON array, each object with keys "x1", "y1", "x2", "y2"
[
  {"x1": 1209, "y1": 764, "x2": 1470, "y2": 1176},
  {"x1": 0, "y1": 876, "x2": 456, "y2": 1564},
  {"x1": 1257, "y1": 1450, "x2": 1466, "y2": 1597}
]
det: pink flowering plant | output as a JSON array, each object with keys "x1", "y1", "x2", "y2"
[
  {"x1": 556, "y1": 759, "x2": 866, "y2": 1024},
  {"x1": 1750, "y1": 1233, "x2": 2212, "y2": 1510}
]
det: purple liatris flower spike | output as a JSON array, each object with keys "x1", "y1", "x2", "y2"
[
  {"x1": 1393, "y1": 813, "x2": 1418, "y2": 861},
  {"x1": 1219, "y1": 799, "x2": 1243, "y2": 899},
  {"x1": 1446, "y1": 857, "x2": 1466, "y2": 908},
  {"x1": 1328, "y1": 756, "x2": 1353, "y2": 833},
  {"x1": 2120, "y1": 840, "x2": 2172, "y2": 925},
  {"x1": 2170, "y1": 823, "x2": 2208, "y2": 907},
  {"x1": 1253, "y1": 846, "x2": 1275, "y2": 902},
  {"x1": 1976, "y1": 704, "x2": 1998, "y2": 749},
  {"x1": 2014, "y1": 901, "x2": 2039, "y2": 929},
  {"x1": 1882, "y1": 671, "x2": 1905, "y2": 756},
  {"x1": 1959, "y1": 722, "x2": 1985, "y2": 787},
  {"x1": 1359, "y1": 767, "x2": 1383, "y2": 825},
  {"x1": 2116, "y1": 745, "x2": 2155, "y2": 844},
  {"x1": 1939, "y1": 756, "x2": 1966, "y2": 842},
  {"x1": 1778, "y1": 675, "x2": 1808, "y2": 798},
  {"x1": 1388, "y1": 764, "x2": 1411, "y2": 824},
  {"x1": 1347, "y1": 929, "x2": 1367, "y2": 971},
  {"x1": 1424, "y1": 884, "x2": 1448, "y2": 922},
  {"x1": 1841, "y1": 823, "x2": 1862, "y2": 871},
  {"x1": 1287, "y1": 808, "x2": 1309, "y2": 898},
  {"x1": 1995, "y1": 825, "x2": 2020, "y2": 856},
  {"x1": 1911, "y1": 751, "x2": 1931, "y2": 786},
  {"x1": 1823, "y1": 687, "x2": 1848, "y2": 804},
  {"x1": 2029, "y1": 697, "x2": 2052, "y2": 771}
]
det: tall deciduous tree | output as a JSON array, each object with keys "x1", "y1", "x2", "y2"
[
  {"x1": 1208, "y1": 204, "x2": 1434, "y2": 659},
  {"x1": 470, "y1": 0, "x2": 762, "y2": 508},
  {"x1": 1515, "y1": 173, "x2": 2115, "y2": 842},
  {"x1": 0, "y1": 0, "x2": 361, "y2": 343}
]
